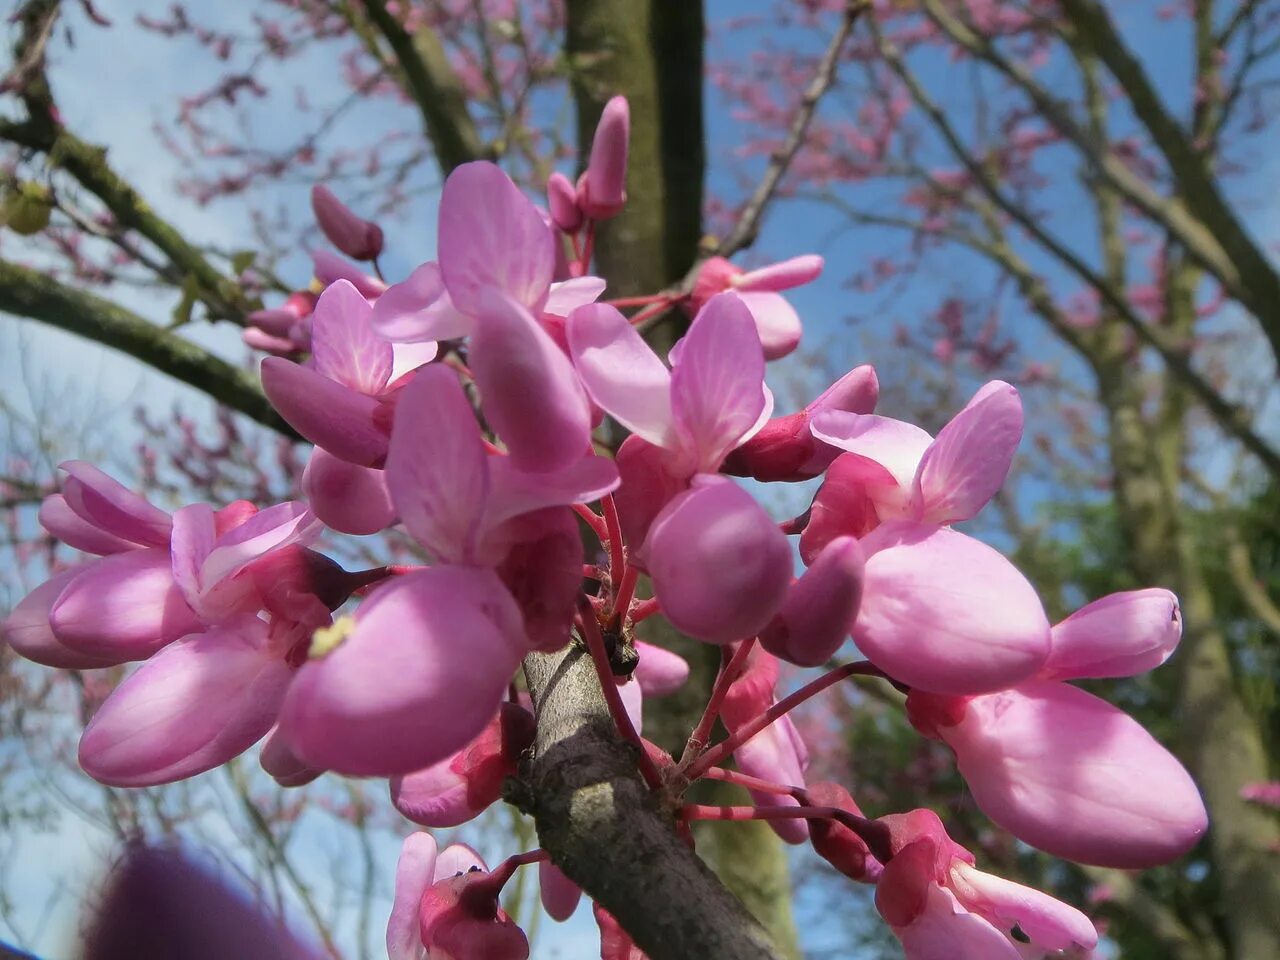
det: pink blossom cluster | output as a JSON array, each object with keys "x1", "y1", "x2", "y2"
[{"x1": 2, "y1": 96, "x2": 1207, "y2": 960}]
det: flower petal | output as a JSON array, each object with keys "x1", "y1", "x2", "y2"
[
  {"x1": 388, "y1": 833, "x2": 438, "y2": 960},
  {"x1": 948, "y1": 862, "x2": 1098, "y2": 954},
  {"x1": 538, "y1": 862, "x2": 582, "y2": 922},
  {"x1": 201, "y1": 502, "x2": 320, "y2": 591},
  {"x1": 310, "y1": 279, "x2": 393, "y2": 395},
  {"x1": 78, "y1": 618, "x2": 290, "y2": 786},
  {"x1": 302, "y1": 447, "x2": 396, "y2": 536},
  {"x1": 38, "y1": 494, "x2": 138, "y2": 555},
  {"x1": 853, "y1": 522, "x2": 1050, "y2": 694},
  {"x1": 471, "y1": 292, "x2": 592, "y2": 473},
  {"x1": 1042, "y1": 588, "x2": 1182, "y2": 681},
  {"x1": 632, "y1": 641, "x2": 690, "y2": 697},
  {"x1": 59, "y1": 461, "x2": 171, "y2": 547},
  {"x1": 437, "y1": 162, "x2": 555, "y2": 315},
  {"x1": 544, "y1": 277, "x2": 606, "y2": 318},
  {"x1": 670, "y1": 293, "x2": 766, "y2": 472},
  {"x1": 384, "y1": 365, "x2": 489, "y2": 563},
  {"x1": 733, "y1": 255, "x2": 824, "y2": 293},
  {"x1": 372, "y1": 262, "x2": 474, "y2": 343},
  {"x1": 736, "y1": 291, "x2": 802, "y2": 361},
  {"x1": 484, "y1": 454, "x2": 619, "y2": 532},
  {"x1": 261, "y1": 357, "x2": 389, "y2": 466},
  {"x1": 567, "y1": 302, "x2": 675, "y2": 448},
  {"x1": 911, "y1": 381, "x2": 1022, "y2": 525},
  {"x1": 2, "y1": 566, "x2": 119, "y2": 668},
  {"x1": 760, "y1": 536, "x2": 864, "y2": 667}
]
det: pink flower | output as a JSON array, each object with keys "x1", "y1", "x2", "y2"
[
  {"x1": 804, "y1": 379, "x2": 1022, "y2": 553},
  {"x1": 723, "y1": 364, "x2": 879, "y2": 482},
  {"x1": 1040, "y1": 588, "x2": 1182, "y2": 681},
  {"x1": 645, "y1": 477, "x2": 792, "y2": 645},
  {"x1": 387, "y1": 835, "x2": 529, "y2": 960},
  {"x1": 908, "y1": 682, "x2": 1208, "y2": 868},
  {"x1": 546, "y1": 171, "x2": 583, "y2": 232},
  {"x1": 310, "y1": 184, "x2": 383, "y2": 261},
  {"x1": 578, "y1": 95, "x2": 630, "y2": 220},
  {"x1": 261, "y1": 279, "x2": 436, "y2": 468},
  {"x1": 720, "y1": 647, "x2": 811, "y2": 843},
  {"x1": 760, "y1": 535, "x2": 864, "y2": 667},
  {"x1": 243, "y1": 291, "x2": 315, "y2": 357},
  {"x1": 852, "y1": 520, "x2": 1050, "y2": 695},
  {"x1": 687, "y1": 254, "x2": 824, "y2": 360},
  {"x1": 875, "y1": 809, "x2": 1097, "y2": 959},
  {"x1": 632, "y1": 640, "x2": 691, "y2": 697},
  {"x1": 38, "y1": 460, "x2": 171, "y2": 553},
  {"x1": 390, "y1": 702, "x2": 536, "y2": 827},
  {"x1": 539, "y1": 860, "x2": 582, "y2": 922}
]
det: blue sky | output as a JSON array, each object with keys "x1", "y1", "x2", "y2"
[{"x1": 1, "y1": 1, "x2": 1276, "y2": 957}]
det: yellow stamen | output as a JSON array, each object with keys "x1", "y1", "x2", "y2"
[{"x1": 309, "y1": 615, "x2": 356, "y2": 659}]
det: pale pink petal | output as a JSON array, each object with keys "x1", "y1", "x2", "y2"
[
  {"x1": 390, "y1": 757, "x2": 472, "y2": 828},
  {"x1": 810, "y1": 412, "x2": 932, "y2": 519},
  {"x1": 567, "y1": 302, "x2": 675, "y2": 448},
  {"x1": 2, "y1": 566, "x2": 118, "y2": 668},
  {"x1": 302, "y1": 447, "x2": 396, "y2": 536},
  {"x1": 632, "y1": 641, "x2": 690, "y2": 697},
  {"x1": 670, "y1": 293, "x2": 766, "y2": 472},
  {"x1": 388, "y1": 833, "x2": 438, "y2": 960},
  {"x1": 736, "y1": 291, "x2": 801, "y2": 361},
  {"x1": 437, "y1": 162, "x2": 555, "y2": 315},
  {"x1": 372, "y1": 262, "x2": 474, "y2": 343},
  {"x1": 896, "y1": 884, "x2": 1022, "y2": 960},
  {"x1": 59, "y1": 461, "x2": 171, "y2": 547},
  {"x1": 309, "y1": 279, "x2": 393, "y2": 395},
  {"x1": 389, "y1": 341, "x2": 439, "y2": 384},
  {"x1": 484, "y1": 454, "x2": 620, "y2": 532},
  {"x1": 78, "y1": 618, "x2": 290, "y2": 787},
  {"x1": 938, "y1": 681, "x2": 1208, "y2": 868},
  {"x1": 539, "y1": 861, "x2": 582, "y2": 922},
  {"x1": 200, "y1": 502, "x2": 320, "y2": 591},
  {"x1": 617, "y1": 678, "x2": 643, "y2": 732},
  {"x1": 734, "y1": 716, "x2": 810, "y2": 844},
  {"x1": 853, "y1": 522, "x2": 1050, "y2": 694},
  {"x1": 51, "y1": 547, "x2": 202, "y2": 659},
  {"x1": 912, "y1": 381, "x2": 1022, "y2": 524},
  {"x1": 760, "y1": 536, "x2": 864, "y2": 667},
  {"x1": 645, "y1": 478, "x2": 791, "y2": 644},
  {"x1": 434, "y1": 843, "x2": 486, "y2": 881},
  {"x1": 38, "y1": 494, "x2": 137, "y2": 555},
  {"x1": 544, "y1": 277, "x2": 606, "y2": 318},
  {"x1": 279, "y1": 567, "x2": 527, "y2": 776},
  {"x1": 471, "y1": 291, "x2": 592, "y2": 473},
  {"x1": 261, "y1": 357, "x2": 389, "y2": 466},
  {"x1": 733, "y1": 255, "x2": 824, "y2": 293},
  {"x1": 1042, "y1": 588, "x2": 1182, "y2": 681},
  {"x1": 948, "y1": 862, "x2": 1098, "y2": 953},
  {"x1": 384, "y1": 365, "x2": 490, "y2": 563}
]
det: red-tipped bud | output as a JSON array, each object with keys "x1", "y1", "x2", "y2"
[
  {"x1": 310, "y1": 184, "x2": 384, "y2": 261},
  {"x1": 804, "y1": 782, "x2": 880, "y2": 882},
  {"x1": 760, "y1": 536, "x2": 864, "y2": 667},
  {"x1": 546, "y1": 171, "x2": 584, "y2": 232},
  {"x1": 580, "y1": 96, "x2": 629, "y2": 219}
]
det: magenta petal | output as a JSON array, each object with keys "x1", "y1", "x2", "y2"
[
  {"x1": 261, "y1": 357, "x2": 389, "y2": 466},
  {"x1": 78, "y1": 618, "x2": 290, "y2": 787},
  {"x1": 912, "y1": 381, "x2": 1022, "y2": 525},
  {"x1": 388, "y1": 833, "x2": 438, "y2": 960},
  {"x1": 200, "y1": 502, "x2": 320, "y2": 591},
  {"x1": 895, "y1": 884, "x2": 1022, "y2": 960},
  {"x1": 544, "y1": 277, "x2": 606, "y2": 318},
  {"x1": 484, "y1": 454, "x2": 619, "y2": 532},
  {"x1": 385, "y1": 365, "x2": 489, "y2": 563},
  {"x1": 567, "y1": 302, "x2": 675, "y2": 447},
  {"x1": 390, "y1": 756, "x2": 474, "y2": 829},
  {"x1": 372, "y1": 261, "x2": 473, "y2": 343},
  {"x1": 539, "y1": 861, "x2": 582, "y2": 922},
  {"x1": 39, "y1": 494, "x2": 137, "y2": 555},
  {"x1": 736, "y1": 291, "x2": 802, "y2": 361},
  {"x1": 582, "y1": 96, "x2": 629, "y2": 219},
  {"x1": 811, "y1": 364, "x2": 879, "y2": 418},
  {"x1": 260, "y1": 727, "x2": 322, "y2": 787},
  {"x1": 1042, "y1": 588, "x2": 1182, "y2": 681},
  {"x1": 50, "y1": 547, "x2": 202, "y2": 659},
  {"x1": 471, "y1": 291, "x2": 592, "y2": 473},
  {"x1": 60, "y1": 460, "x2": 172, "y2": 547},
  {"x1": 670, "y1": 293, "x2": 766, "y2": 473},
  {"x1": 311, "y1": 249, "x2": 385, "y2": 298},
  {"x1": 943, "y1": 681, "x2": 1207, "y2": 868},
  {"x1": 303, "y1": 447, "x2": 396, "y2": 536},
  {"x1": 279, "y1": 567, "x2": 527, "y2": 776},
  {"x1": 734, "y1": 716, "x2": 810, "y2": 844},
  {"x1": 632, "y1": 641, "x2": 690, "y2": 697},
  {"x1": 438, "y1": 162, "x2": 555, "y2": 315},
  {"x1": 546, "y1": 171, "x2": 584, "y2": 232},
  {"x1": 2, "y1": 566, "x2": 118, "y2": 668},
  {"x1": 760, "y1": 536, "x2": 864, "y2": 667},
  {"x1": 646, "y1": 478, "x2": 792, "y2": 644},
  {"x1": 734, "y1": 255, "x2": 824, "y2": 293},
  {"x1": 492, "y1": 508, "x2": 583, "y2": 652},
  {"x1": 311, "y1": 184, "x2": 383, "y2": 261},
  {"x1": 310, "y1": 279, "x2": 394, "y2": 395},
  {"x1": 853, "y1": 522, "x2": 1050, "y2": 694}
]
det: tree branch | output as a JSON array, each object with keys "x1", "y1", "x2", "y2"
[
  {"x1": 517, "y1": 645, "x2": 784, "y2": 960},
  {"x1": 0, "y1": 259, "x2": 295, "y2": 438},
  {"x1": 357, "y1": 0, "x2": 489, "y2": 174}
]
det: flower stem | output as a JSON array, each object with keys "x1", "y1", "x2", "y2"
[
  {"x1": 680, "y1": 639, "x2": 756, "y2": 767},
  {"x1": 700, "y1": 765, "x2": 797, "y2": 797}
]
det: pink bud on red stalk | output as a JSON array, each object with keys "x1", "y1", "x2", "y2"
[
  {"x1": 579, "y1": 95, "x2": 629, "y2": 220},
  {"x1": 310, "y1": 184, "x2": 384, "y2": 261},
  {"x1": 546, "y1": 171, "x2": 584, "y2": 232},
  {"x1": 803, "y1": 782, "x2": 881, "y2": 882}
]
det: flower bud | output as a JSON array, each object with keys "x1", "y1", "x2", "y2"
[
  {"x1": 760, "y1": 536, "x2": 864, "y2": 667},
  {"x1": 546, "y1": 171, "x2": 584, "y2": 232},
  {"x1": 1041, "y1": 588, "x2": 1181, "y2": 680},
  {"x1": 580, "y1": 95, "x2": 629, "y2": 219},
  {"x1": 310, "y1": 184, "x2": 384, "y2": 261}
]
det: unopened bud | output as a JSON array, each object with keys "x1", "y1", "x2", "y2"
[{"x1": 310, "y1": 184, "x2": 384, "y2": 260}]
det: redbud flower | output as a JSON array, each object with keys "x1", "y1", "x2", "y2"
[
  {"x1": 687, "y1": 254, "x2": 823, "y2": 360},
  {"x1": 539, "y1": 860, "x2": 582, "y2": 922},
  {"x1": 301, "y1": 447, "x2": 395, "y2": 536},
  {"x1": 632, "y1": 640, "x2": 691, "y2": 696},
  {"x1": 759, "y1": 535, "x2": 864, "y2": 667},
  {"x1": 803, "y1": 782, "x2": 880, "y2": 882},
  {"x1": 645, "y1": 477, "x2": 791, "y2": 645},
  {"x1": 580, "y1": 95, "x2": 629, "y2": 220},
  {"x1": 1040, "y1": 588, "x2": 1182, "y2": 680},
  {"x1": 310, "y1": 184, "x2": 384, "y2": 261},
  {"x1": 546, "y1": 171, "x2": 584, "y2": 231}
]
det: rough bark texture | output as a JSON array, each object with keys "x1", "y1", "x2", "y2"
[{"x1": 519, "y1": 646, "x2": 784, "y2": 960}]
